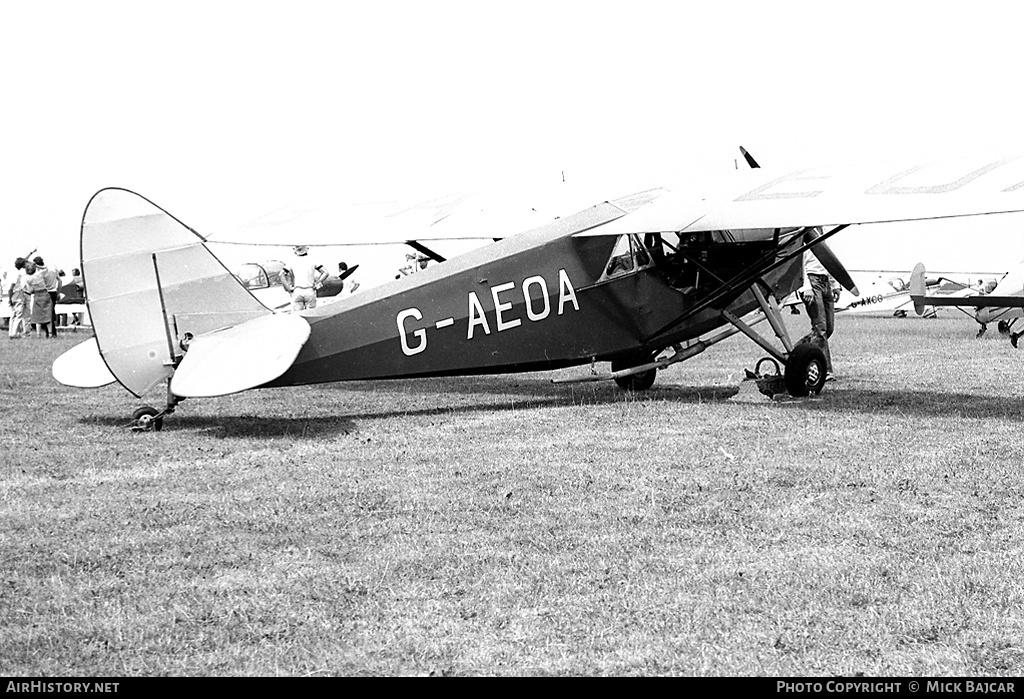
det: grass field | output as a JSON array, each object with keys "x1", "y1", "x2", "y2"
[{"x1": 3, "y1": 314, "x2": 1024, "y2": 676}]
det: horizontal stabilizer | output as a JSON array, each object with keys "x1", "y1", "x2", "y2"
[
  {"x1": 52, "y1": 338, "x2": 117, "y2": 388},
  {"x1": 909, "y1": 294, "x2": 1024, "y2": 309},
  {"x1": 170, "y1": 314, "x2": 311, "y2": 398}
]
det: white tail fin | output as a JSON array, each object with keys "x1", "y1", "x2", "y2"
[
  {"x1": 78, "y1": 188, "x2": 270, "y2": 397},
  {"x1": 909, "y1": 263, "x2": 928, "y2": 315}
]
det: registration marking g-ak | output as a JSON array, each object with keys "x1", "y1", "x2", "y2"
[{"x1": 397, "y1": 268, "x2": 580, "y2": 357}]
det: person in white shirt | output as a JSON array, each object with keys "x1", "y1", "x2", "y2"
[
  {"x1": 7, "y1": 258, "x2": 29, "y2": 339},
  {"x1": 23, "y1": 259, "x2": 52, "y2": 338},
  {"x1": 33, "y1": 256, "x2": 60, "y2": 337},
  {"x1": 799, "y1": 237, "x2": 835, "y2": 379},
  {"x1": 282, "y1": 245, "x2": 328, "y2": 312}
]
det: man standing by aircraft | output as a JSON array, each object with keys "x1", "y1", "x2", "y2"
[
  {"x1": 800, "y1": 234, "x2": 836, "y2": 381},
  {"x1": 282, "y1": 245, "x2": 328, "y2": 312},
  {"x1": 32, "y1": 256, "x2": 60, "y2": 337}
]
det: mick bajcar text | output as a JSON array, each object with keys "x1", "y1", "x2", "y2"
[{"x1": 777, "y1": 681, "x2": 1015, "y2": 693}]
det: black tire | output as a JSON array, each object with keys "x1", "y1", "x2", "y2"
[
  {"x1": 784, "y1": 343, "x2": 827, "y2": 397},
  {"x1": 612, "y1": 353, "x2": 657, "y2": 391},
  {"x1": 131, "y1": 406, "x2": 163, "y2": 432}
]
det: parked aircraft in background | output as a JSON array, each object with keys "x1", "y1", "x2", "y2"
[
  {"x1": 834, "y1": 270, "x2": 999, "y2": 319},
  {"x1": 912, "y1": 260, "x2": 1024, "y2": 343},
  {"x1": 51, "y1": 154, "x2": 1024, "y2": 430}
]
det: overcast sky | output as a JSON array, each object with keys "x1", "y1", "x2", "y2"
[{"x1": 3, "y1": 0, "x2": 1024, "y2": 277}]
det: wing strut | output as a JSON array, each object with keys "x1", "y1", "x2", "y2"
[
  {"x1": 642, "y1": 224, "x2": 851, "y2": 343},
  {"x1": 553, "y1": 313, "x2": 769, "y2": 384}
]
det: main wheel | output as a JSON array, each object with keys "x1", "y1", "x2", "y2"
[
  {"x1": 784, "y1": 343, "x2": 827, "y2": 397},
  {"x1": 612, "y1": 353, "x2": 657, "y2": 391},
  {"x1": 131, "y1": 406, "x2": 164, "y2": 432}
]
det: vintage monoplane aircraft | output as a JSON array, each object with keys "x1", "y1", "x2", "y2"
[
  {"x1": 829, "y1": 270, "x2": 998, "y2": 319},
  {"x1": 911, "y1": 260, "x2": 1024, "y2": 343},
  {"x1": 52, "y1": 154, "x2": 1024, "y2": 430}
]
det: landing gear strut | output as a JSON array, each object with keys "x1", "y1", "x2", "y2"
[
  {"x1": 722, "y1": 284, "x2": 830, "y2": 399},
  {"x1": 552, "y1": 280, "x2": 836, "y2": 399}
]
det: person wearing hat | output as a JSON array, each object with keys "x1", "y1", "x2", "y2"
[
  {"x1": 282, "y1": 245, "x2": 328, "y2": 311},
  {"x1": 33, "y1": 255, "x2": 61, "y2": 337},
  {"x1": 22, "y1": 258, "x2": 53, "y2": 338}
]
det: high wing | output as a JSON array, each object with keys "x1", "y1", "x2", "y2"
[
  {"x1": 211, "y1": 181, "x2": 655, "y2": 247},
  {"x1": 213, "y1": 158, "x2": 1024, "y2": 250},
  {"x1": 577, "y1": 158, "x2": 1024, "y2": 236}
]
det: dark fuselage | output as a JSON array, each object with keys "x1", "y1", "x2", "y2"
[{"x1": 266, "y1": 205, "x2": 803, "y2": 387}]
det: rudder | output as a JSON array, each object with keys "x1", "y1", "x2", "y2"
[{"x1": 82, "y1": 188, "x2": 270, "y2": 397}]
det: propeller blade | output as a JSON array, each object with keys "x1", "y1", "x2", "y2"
[
  {"x1": 804, "y1": 227, "x2": 859, "y2": 296},
  {"x1": 337, "y1": 264, "x2": 360, "y2": 282},
  {"x1": 739, "y1": 146, "x2": 760, "y2": 169}
]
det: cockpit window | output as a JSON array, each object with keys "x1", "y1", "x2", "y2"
[
  {"x1": 262, "y1": 260, "x2": 287, "y2": 286},
  {"x1": 237, "y1": 263, "x2": 270, "y2": 290},
  {"x1": 887, "y1": 277, "x2": 908, "y2": 293},
  {"x1": 600, "y1": 235, "x2": 653, "y2": 281},
  {"x1": 237, "y1": 260, "x2": 288, "y2": 289}
]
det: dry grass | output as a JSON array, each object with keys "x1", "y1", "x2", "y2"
[{"x1": 3, "y1": 314, "x2": 1024, "y2": 676}]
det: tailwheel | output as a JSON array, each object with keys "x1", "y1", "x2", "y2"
[
  {"x1": 611, "y1": 352, "x2": 657, "y2": 391},
  {"x1": 784, "y1": 343, "x2": 827, "y2": 397},
  {"x1": 131, "y1": 406, "x2": 164, "y2": 432}
]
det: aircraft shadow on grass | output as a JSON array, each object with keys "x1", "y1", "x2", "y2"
[
  {"x1": 329, "y1": 374, "x2": 738, "y2": 401},
  {"x1": 80, "y1": 379, "x2": 739, "y2": 437},
  {"x1": 80, "y1": 378, "x2": 1023, "y2": 438},
  {"x1": 777, "y1": 385, "x2": 1024, "y2": 423},
  {"x1": 83, "y1": 414, "x2": 358, "y2": 439},
  {"x1": 332, "y1": 376, "x2": 1024, "y2": 424}
]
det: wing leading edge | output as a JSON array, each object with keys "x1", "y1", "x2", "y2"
[{"x1": 576, "y1": 158, "x2": 1024, "y2": 236}]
